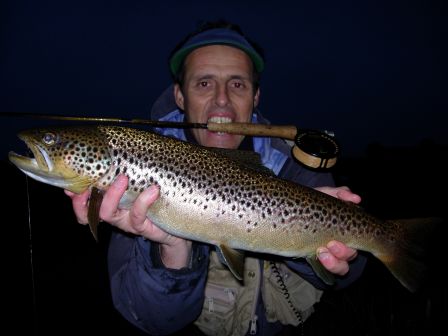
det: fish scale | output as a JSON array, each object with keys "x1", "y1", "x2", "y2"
[{"x1": 9, "y1": 125, "x2": 440, "y2": 292}]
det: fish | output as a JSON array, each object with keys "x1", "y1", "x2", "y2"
[{"x1": 8, "y1": 125, "x2": 439, "y2": 292}]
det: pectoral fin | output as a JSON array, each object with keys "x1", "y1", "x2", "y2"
[
  {"x1": 306, "y1": 255, "x2": 336, "y2": 286},
  {"x1": 87, "y1": 187, "x2": 104, "y2": 241},
  {"x1": 217, "y1": 245, "x2": 245, "y2": 281}
]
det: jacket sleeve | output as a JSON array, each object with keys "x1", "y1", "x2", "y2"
[
  {"x1": 107, "y1": 230, "x2": 209, "y2": 335},
  {"x1": 279, "y1": 157, "x2": 368, "y2": 289}
]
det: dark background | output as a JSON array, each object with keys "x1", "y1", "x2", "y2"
[{"x1": 1, "y1": 0, "x2": 447, "y2": 335}]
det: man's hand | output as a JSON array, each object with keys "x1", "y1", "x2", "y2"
[
  {"x1": 65, "y1": 175, "x2": 191, "y2": 269},
  {"x1": 314, "y1": 186, "x2": 362, "y2": 276}
]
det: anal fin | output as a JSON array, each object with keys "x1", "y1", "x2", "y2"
[{"x1": 306, "y1": 255, "x2": 336, "y2": 286}]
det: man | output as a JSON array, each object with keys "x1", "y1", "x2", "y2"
[{"x1": 66, "y1": 21, "x2": 366, "y2": 335}]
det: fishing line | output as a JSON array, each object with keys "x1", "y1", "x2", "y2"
[{"x1": 25, "y1": 175, "x2": 38, "y2": 334}]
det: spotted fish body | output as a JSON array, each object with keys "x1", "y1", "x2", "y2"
[{"x1": 9, "y1": 125, "x2": 437, "y2": 292}]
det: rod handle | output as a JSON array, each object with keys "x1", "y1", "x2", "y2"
[{"x1": 207, "y1": 122, "x2": 298, "y2": 140}]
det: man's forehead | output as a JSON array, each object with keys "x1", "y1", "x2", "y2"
[{"x1": 184, "y1": 45, "x2": 254, "y2": 74}]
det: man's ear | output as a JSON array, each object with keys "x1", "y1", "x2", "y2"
[
  {"x1": 253, "y1": 88, "x2": 260, "y2": 108},
  {"x1": 174, "y1": 84, "x2": 185, "y2": 110}
]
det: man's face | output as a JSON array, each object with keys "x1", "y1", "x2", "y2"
[{"x1": 174, "y1": 45, "x2": 260, "y2": 149}]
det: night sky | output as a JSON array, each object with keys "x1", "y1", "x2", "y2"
[
  {"x1": 1, "y1": 1, "x2": 447, "y2": 334},
  {"x1": 1, "y1": 0, "x2": 447, "y2": 158}
]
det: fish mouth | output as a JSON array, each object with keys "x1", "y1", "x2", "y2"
[
  {"x1": 8, "y1": 135, "x2": 82, "y2": 191},
  {"x1": 9, "y1": 135, "x2": 52, "y2": 173},
  {"x1": 9, "y1": 132, "x2": 94, "y2": 193}
]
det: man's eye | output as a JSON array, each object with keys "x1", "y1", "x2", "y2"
[
  {"x1": 233, "y1": 82, "x2": 243, "y2": 89},
  {"x1": 199, "y1": 81, "x2": 209, "y2": 87}
]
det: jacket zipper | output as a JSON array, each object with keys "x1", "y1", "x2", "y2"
[{"x1": 249, "y1": 261, "x2": 262, "y2": 335}]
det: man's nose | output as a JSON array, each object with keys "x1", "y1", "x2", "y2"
[{"x1": 215, "y1": 84, "x2": 230, "y2": 107}]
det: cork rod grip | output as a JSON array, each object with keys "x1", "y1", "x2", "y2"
[{"x1": 207, "y1": 122, "x2": 298, "y2": 140}]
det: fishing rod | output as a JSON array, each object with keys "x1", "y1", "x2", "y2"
[{"x1": 1, "y1": 111, "x2": 339, "y2": 169}]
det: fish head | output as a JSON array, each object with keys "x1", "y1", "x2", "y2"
[{"x1": 9, "y1": 126, "x2": 111, "y2": 194}]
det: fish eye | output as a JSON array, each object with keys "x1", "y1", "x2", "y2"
[{"x1": 42, "y1": 132, "x2": 57, "y2": 145}]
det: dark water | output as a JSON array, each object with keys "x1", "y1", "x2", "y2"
[{"x1": 2, "y1": 141, "x2": 446, "y2": 335}]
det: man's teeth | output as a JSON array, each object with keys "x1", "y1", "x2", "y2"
[{"x1": 208, "y1": 117, "x2": 232, "y2": 123}]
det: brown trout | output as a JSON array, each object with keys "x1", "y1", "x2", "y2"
[{"x1": 8, "y1": 125, "x2": 437, "y2": 292}]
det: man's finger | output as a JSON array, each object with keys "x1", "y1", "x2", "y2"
[
  {"x1": 100, "y1": 175, "x2": 129, "y2": 219},
  {"x1": 129, "y1": 185, "x2": 160, "y2": 232},
  {"x1": 317, "y1": 247, "x2": 350, "y2": 275},
  {"x1": 67, "y1": 189, "x2": 90, "y2": 224},
  {"x1": 327, "y1": 240, "x2": 358, "y2": 261},
  {"x1": 336, "y1": 189, "x2": 362, "y2": 204}
]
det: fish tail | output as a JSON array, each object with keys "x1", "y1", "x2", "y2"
[{"x1": 376, "y1": 217, "x2": 441, "y2": 292}]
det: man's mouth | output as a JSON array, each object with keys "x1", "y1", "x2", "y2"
[
  {"x1": 207, "y1": 116, "x2": 234, "y2": 135},
  {"x1": 207, "y1": 116, "x2": 233, "y2": 124}
]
